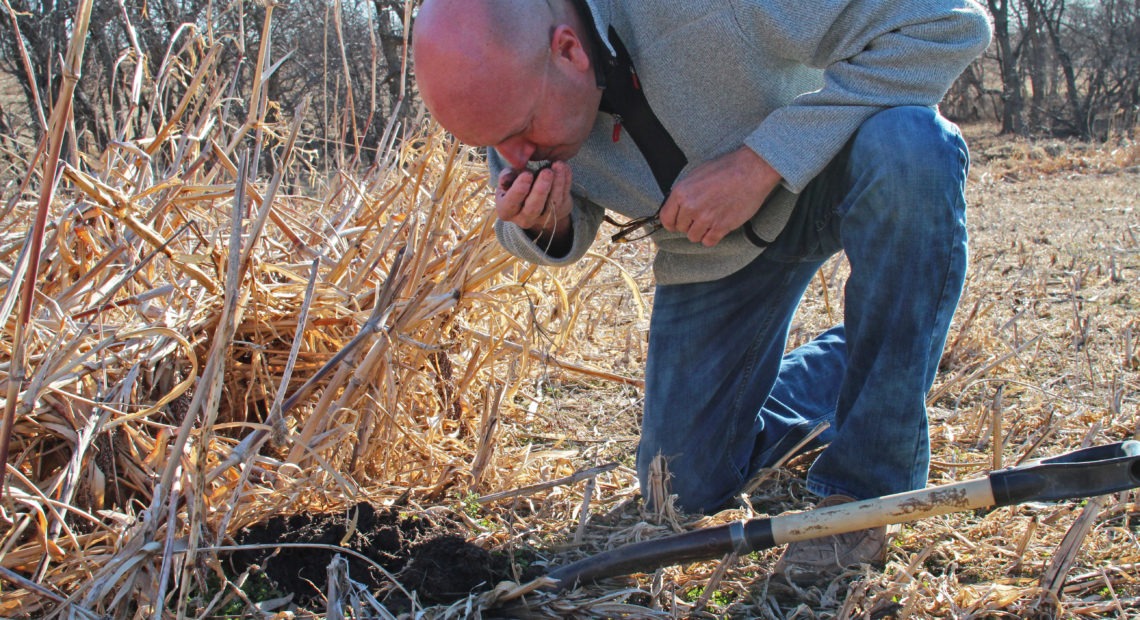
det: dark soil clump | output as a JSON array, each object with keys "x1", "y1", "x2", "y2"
[
  {"x1": 230, "y1": 502, "x2": 518, "y2": 608},
  {"x1": 401, "y1": 534, "x2": 496, "y2": 598}
]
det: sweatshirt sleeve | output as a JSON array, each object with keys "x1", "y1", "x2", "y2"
[
  {"x1": 487, "y1": 147, "x2": 604, "y2": 267},
  {"x1": 737, "y1": 0, "x2": 993, "y2": 192}
]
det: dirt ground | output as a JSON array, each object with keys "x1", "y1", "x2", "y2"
[
  {"x1": 228, "y1": 501, "x2": 538, "y2": 611},
  {"x1": 441, "y1": 123, "x2": 1140, "y2": 618}
]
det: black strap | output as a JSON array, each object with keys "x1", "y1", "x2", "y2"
[
  {"x1": 599, "y1": 28, "x2": 687, "y2": 196},
  {"x1": 597, "y1": 27, "x2": 769, "y2": 248}
]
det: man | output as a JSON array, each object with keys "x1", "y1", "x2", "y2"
[{"x1": 413, "y1": 0, "x2": 991, "y2": 583}]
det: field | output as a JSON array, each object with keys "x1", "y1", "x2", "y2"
[
  {"x1": 441, "y1": 126, "x2": 1140, "y2": 619},
  {"x1": 0, "y1": 52, "x2": 1138, "y2": 617}
]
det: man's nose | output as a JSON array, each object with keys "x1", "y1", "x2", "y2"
[{"x1": 496, "y1": 141, "x2": 535, "y2": 170}]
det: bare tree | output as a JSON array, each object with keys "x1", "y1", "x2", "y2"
[
  {"x1": 987, "y1": 0, "x2": 1029, "y2": 134},
  {"x1": 0, "y1": 0, "x2": 416, "y2": 160},
  {"x1": 958, "y1": 0, "x2": 1139, "y2": 138},
  {"x1": 1074, "y1": 0, "x2": 1140, "y2": 137}
]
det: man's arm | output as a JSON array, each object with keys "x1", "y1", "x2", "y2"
[
  {"x1": 739, "y1": 0, "x2": 993, "y2": 193},
  {"x1": 488, "y1": 148, "x2": 604, "y2": 265},
  {"x1": 659, "y1": 0, "x2": 992, "y2": 245},
  {"x1": 659, "y1": 147, "x2": 783, "y2": 248},
  {"x1": 494, "y1": 163, "x2": 574, "y2": 256}
]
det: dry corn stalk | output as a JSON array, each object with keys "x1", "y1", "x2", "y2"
[{"x1": 0, "y1": 7, "x2": 644, "y2": 614}]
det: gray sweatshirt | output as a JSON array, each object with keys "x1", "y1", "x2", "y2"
[{"x1": 493, "y1": 0, "x2": 993, "y2": 285}]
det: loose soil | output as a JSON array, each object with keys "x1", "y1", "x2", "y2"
[{"x1": 231, "y1": 502, "x2": 535, "y2": 609}]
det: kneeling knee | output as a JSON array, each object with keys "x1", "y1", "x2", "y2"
[{"x1": 854, "y1": 107, "x2": 967, "y2": 181}]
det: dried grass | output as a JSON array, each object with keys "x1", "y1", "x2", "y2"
[
  {"x1": 1, "y1": 4, "x2": 1138, "y2": 617},
  {"x1": 0, "y1": 4, "x2": 645, "y2": 617}
]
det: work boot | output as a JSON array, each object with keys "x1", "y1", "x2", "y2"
[{"x1": 773, "y1": 495, "x2": 892, "y2": 585}]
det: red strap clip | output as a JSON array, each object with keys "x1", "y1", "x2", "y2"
[{"x1": 612, "y1": 114, "x2": 622, "y2": 142}]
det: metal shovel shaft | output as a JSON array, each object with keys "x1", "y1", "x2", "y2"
[
  {"x1": 545, "y1": 478, "x2": 994, "y2": 589},
  {"x1": 546, "y1": 441, "x2": 1140, "y2": 590}
]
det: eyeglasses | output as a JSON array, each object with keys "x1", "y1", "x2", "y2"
[
  {"x1": 605, "y1": 212, "x2": 662, "y2": 243},
  {"x1": 605, "y1": 196, "x2": 668, "y2": 243}
]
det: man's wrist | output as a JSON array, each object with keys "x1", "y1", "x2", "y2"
[
  {"x1": 740, "y1": 146, "x2": 782, "y2": 192},
  {"x1": 524, "y1": 215, "x2": 573, "y2": 257}
]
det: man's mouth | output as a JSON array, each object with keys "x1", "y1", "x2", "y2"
[{"x1": 534, "y1": 145, "x2": 572, "y2": 163}]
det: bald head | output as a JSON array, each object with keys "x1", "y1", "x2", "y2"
[
  {"x1": 413, "y1": 0, "x2": 601, "y2": 158},
  {"x1": 414, "y1": 1, "x2": 552, "y2": 139},
  {"x1": 415, "y1": 0, "x2": 555, "y2": 61}
]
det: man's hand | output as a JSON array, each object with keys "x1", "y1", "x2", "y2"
[
  {"x1": 659, "y1": 146, "x2": 783, "y2": 247},
  {"x1": 496, "y1": 161, "x2": 574, "y2": 254}
]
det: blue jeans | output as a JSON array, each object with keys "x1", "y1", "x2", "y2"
[{"x1": 638, "y1": 106, "x2": 970, "y2": 513}]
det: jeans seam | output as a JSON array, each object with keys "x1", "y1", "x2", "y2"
[
  {"x1": 723, "y1": 328, "x2": 764, "y2": 487},
  {"x1": 911, "y1": 193, "x2": 967, "y2": 479},
  {"x1": 724, "y1": 267, "x2": 803, "y2": 483}
]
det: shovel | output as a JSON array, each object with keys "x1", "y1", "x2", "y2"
[{"x1": 545, "y1": 441, "x2": 1140, "y2": 589}]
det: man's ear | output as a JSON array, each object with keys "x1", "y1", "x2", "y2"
[{"x1": 551, "y1": 24, "x2": 590, "y2": 72}]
